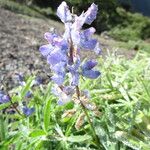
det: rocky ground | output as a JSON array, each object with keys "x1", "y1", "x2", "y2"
[{"x1": 0, "y1": 8, "x2": 136, "y2": 90}]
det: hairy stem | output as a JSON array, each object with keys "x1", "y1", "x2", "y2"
[{"x1": 75, "y1": 86, "x2": 102, "y2": 149}]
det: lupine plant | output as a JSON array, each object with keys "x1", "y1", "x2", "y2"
[{"x1": 39, "y1": 1, "x2": 102, "y2": 148}]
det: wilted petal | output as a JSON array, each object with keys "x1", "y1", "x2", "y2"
[
  {"x1": 57, "y1": 1, "x2": 72, "y2": 23},
  {"x1": 57, "y1": 94, "x2": 70, "y2": 105},
  {"x1": 82, "y1": 70, "x2": 100, "y2": 79},
  {"x1": 82, "y1": 60, "x2": 97, "y2": 70},
  {"x1": 82, "y1": 90, "x2": 90, "y2": 99},
  {"x1": 39, "y1": 44, "x2": 53, "y2": 57},
  {"x1": 63, "y1": 86, "x2": 75, "y2": 95},
  {"x1": 84, "y1": 3, "x2": 98, "y2": 25},
  {"x1": 47, "y1": 50, "x2": 67, "y2": 65}
]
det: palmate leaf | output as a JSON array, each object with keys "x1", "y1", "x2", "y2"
[{"x1": 114, "y1": 131, "x2": 150, "y2": 150}]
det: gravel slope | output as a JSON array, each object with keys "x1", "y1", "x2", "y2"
[
  {"x1": 0, "y1": 8, "x2": 62, "y2": 89},
  {"x1": 0, "y1": 8, "x2": 136, "y2": 89}
]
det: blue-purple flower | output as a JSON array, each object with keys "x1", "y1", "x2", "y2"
[
  {"x1": 34, "y1": 76, "x2": 43, "y2": 85},
  {"x1": 23, "y1": 106, "x2": 35, "y2": 116},
  {"x1": 15, "y1": 73, "x2": 26, "y2": 86},
  {"x1": 81, "y1": 60, "x2": 100, "y2": 79},
  {"x1": 0, "y1": 91, "x2": 10, "y2": 104},
  {"x1": 39, "y1": 1, "x2": 101, "y2": 105},
  {"x1": 25, "y1": 91, "x2": 32, "y2": 98}
]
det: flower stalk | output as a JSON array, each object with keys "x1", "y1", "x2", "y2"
[{"x1": 76, "y1": 86, "x2": 102, "y2": 148}]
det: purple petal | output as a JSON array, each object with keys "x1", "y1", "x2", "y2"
[
  {"x1": 53, "y1": 39, "x2": 68, "y2": 52},
  {"x1": 51, "y1": 86, "x2": 59, "y2": 97},
  {"x1": 51, "y1": 74, "x2": 65, "y2": 85},
  {"x1": 0, "y1": 91, "x2": 5, "y2": 97},
  {"x1": 57, "y1": 99, "x2": 64, "y2": 105},
  {"x1": 25, "y1": 91, "x2": 32, "y2": 98},
  {"x1": 82, "y1": 70, "x2": 100, "y2": 79},
  {"x1": 63, "y1": 23, "x2": 71, "y2": 40},
  {"x1": 71, "y1": 30, "x2": 80, "y2": 45},
  {"x1": 34, "y1": 76, "x2": 43, "y2": 85},
  {"x1": 16, "y1": 73, "x2": 24, "y2": 82},
  {"x1": 71, "y1": 73, "x2": 79, "y2": 86},
  {"x1": 39, "y1": 44, "x2": 53, "y2": 57},
  {"x1": 57, "y1": 1, "x2": 72, "y2": 23},
  {"x1": 83, "y1": 27, "x2": 96, "y2": 37},
  {"x1": 80, "y1": 39, "x2": 97, "y2": 50},
  {"x1": 94, "y1": 42, "x2": 101, "y2": 55},
  {"x1": 51, "y1": 62, "x2": 66, "y2": 74},
  {"x1": 74, "y1": 57, "x2": 81, "y2": 70},
  {"x1": 72, "y1": 13, "x2": 85, "y2": 30},
  {"x1": 0, "y1": 95, "x2": 10, "y2": 104},
  {"x1": 23, "y1": 107, "x2": 35, "y2": 116},
  {"x1": 82, "y1": 60, "x2": 97, "y2": 70},
  {"x1": 79, "y1": 29, "x2": 97, "y2": 50},
  {"x1": 47, "y1": 50, "x2": 67, "y2": 65},
  {"x1": 84, "y1": 3, "x2": 98, "y2": 25},
  {"x1": 44, "y1": 32, "x2": 58, "y2": 43}
]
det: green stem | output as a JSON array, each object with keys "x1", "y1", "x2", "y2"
[{"x1": 76, "y1": 86, "x2": 102, "y2": 149}]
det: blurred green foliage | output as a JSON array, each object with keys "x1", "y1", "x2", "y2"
[{"x1": 109, "y1": 8, "x2": 150, "y2": 41}]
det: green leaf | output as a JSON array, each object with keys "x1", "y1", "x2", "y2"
[
  {"x1": 114, "y1": 131, "x2": 150, "y2": 150},
  {"x1": 67, "y1": 135, "x2": 91, "y2": 142},
  {"x1": 29, "y1": 130, "x2": 46, "y2": 138},
  {"x1": 44, "y1": 99, "x2": 51, "y2": 132}
]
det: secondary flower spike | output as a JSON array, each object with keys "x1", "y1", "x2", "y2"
[
  {"x1": 39, "y1": 1, "x2": 101, "y2": 105},
  {"x1": 0, "y1": 90, "x2": 10, "y2": 104}
]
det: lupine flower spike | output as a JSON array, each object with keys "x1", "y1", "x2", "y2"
[{"x1": 39, "y1": 1, "x2": 101, "y2": 105}]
